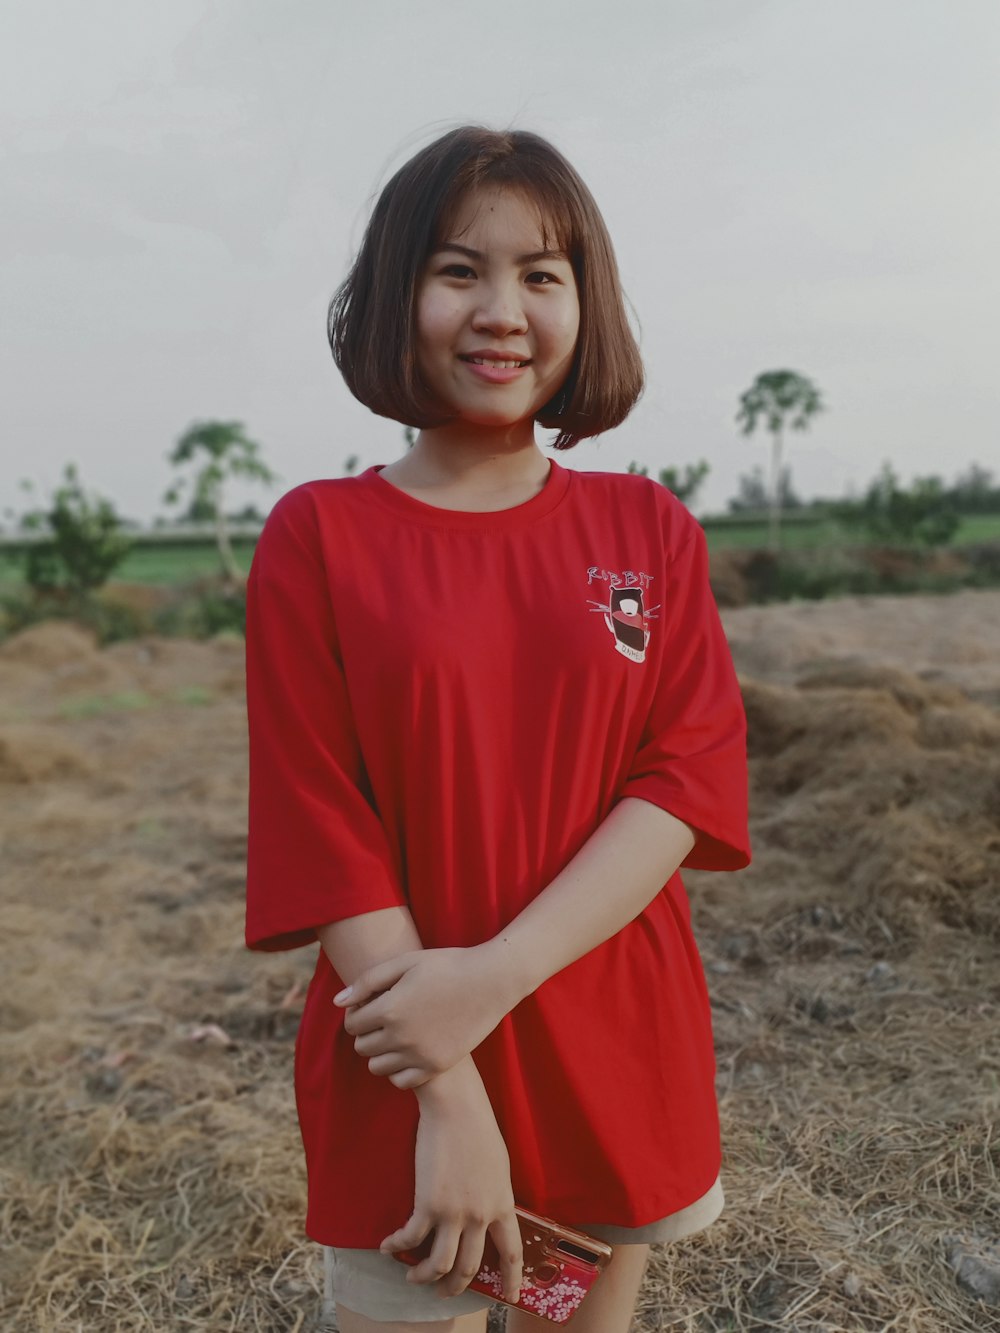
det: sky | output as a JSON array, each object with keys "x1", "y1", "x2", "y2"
[{"x1": 3, "y1": 0, "x2": 998, "y2": 524}]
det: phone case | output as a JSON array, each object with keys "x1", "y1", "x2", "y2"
[{"x1": 394, "y1": 1206, "x2": 614, "y2": 1324}]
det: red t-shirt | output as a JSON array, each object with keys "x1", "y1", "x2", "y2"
[{"x1": 245, "y1": 459, "x2": 750, "y2": 1247}]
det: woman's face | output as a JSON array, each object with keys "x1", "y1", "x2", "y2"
[{"x1": 414, "y1": 186, "x2": 580, "y2": 432}]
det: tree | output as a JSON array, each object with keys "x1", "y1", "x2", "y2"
[
  {"x1": 728, "y1": 464, "x2": 801, "y2": 514},
  {"x1": 735, "y1": 370, "x2": 824, "y2": 550},
  {"x1": 947, "y1": 463, "x2": 999, "y2": 514},
  {"x1": 626, "y1": 459, "x2": 711, "y2": 505},
  {"x1": 13, "y1": 464, "x2": 133, "y2": 596},
  {"x1": 658, "y1": 460, "x2": 711, "y2": 505},
  {"x1": 164, "y1": 421, "x2": 278, "y2": 583},
  {"x1": 836, "y1": 463, "x2": 959, "y2": 547}
]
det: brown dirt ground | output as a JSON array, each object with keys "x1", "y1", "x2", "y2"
[{"x1": 1, "y1": 590, "x2": 999, "y2": 1332}]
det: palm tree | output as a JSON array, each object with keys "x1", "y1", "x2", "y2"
[
  {"x1": 735, "y1": 371, "x2": 824, "y2": 550},
  {"x1": 164, "y1": 420, "x2": 278, "y2": 582}
]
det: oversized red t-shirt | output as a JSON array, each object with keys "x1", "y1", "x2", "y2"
[{"x1": 244, "y1": 458, "x2": 750, "y2": 1248}]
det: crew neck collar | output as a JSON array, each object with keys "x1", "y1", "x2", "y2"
[{"x1": 359, "y1": 457, "x2": 572, "y2": 530}]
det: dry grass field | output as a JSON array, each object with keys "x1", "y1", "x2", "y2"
[{"x1": 1, "y1": 589, "x2": 999, "y2": 1331}]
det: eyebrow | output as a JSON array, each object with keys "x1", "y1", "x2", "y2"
[{"x1": 431, "y1": 243, "x2": 570, "y2": 265}]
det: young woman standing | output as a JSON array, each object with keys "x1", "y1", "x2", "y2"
[{"x1": 245, "y1": 125, "x2": 750, "y2": 1332}]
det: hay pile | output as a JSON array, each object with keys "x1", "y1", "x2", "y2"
[{"x1": 1, "y1": 594, "x2": 999, "y2": 1331}]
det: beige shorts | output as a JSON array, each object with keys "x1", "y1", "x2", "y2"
[{"x1": 325, "y1": 1176, "x2": 723, "y2": 1324}]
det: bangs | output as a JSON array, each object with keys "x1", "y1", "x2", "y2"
[{"x1": 430, "y1": 165, "x2": 580, "y2": 267}]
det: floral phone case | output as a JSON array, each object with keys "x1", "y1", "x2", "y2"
[{"x1": 395, "y1": 1206, "x2": 614, "y2": 1324}]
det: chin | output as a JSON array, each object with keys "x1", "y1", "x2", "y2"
[
  {"x1": 449, "y1": 402, "x2": 535, "y2": 429},
  {"x1": 471, "y1": 406, "x2": 530, "y2": 423}
]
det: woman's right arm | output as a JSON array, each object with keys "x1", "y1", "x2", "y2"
[
  {"x1": 317, "y1": 906, "x2": 424, "y2": 994},
  {"x1": 246, "y1": 494, "x2": 522, "y2": 1302},
  {"x1": 317, "y1": 909, "x2": 524, "y2": 1304}
]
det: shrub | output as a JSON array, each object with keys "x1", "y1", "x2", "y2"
[
  {"x1": 0, "y1": 587, "x2": 146, "y2": 645},
  {"x1": 13, "y1": 465, "x2": 133, "y2": 595},
  {"x1": 151, "y1": 580, "x2": 246, "y2": 639},
  {"x1": 963, "y1": 542, "x2": 1000, "y2": 586},
  {"x1": 834, "y1": 465, "x2": 960, "y2": 548}
]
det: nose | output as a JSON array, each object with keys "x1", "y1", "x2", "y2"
[{"x1": 472, "y1": 278, "x2": 528, "y2": 335}]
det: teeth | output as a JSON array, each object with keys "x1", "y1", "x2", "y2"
[{"x1": 469, "y1": 358, "x2": 525, "y2": 368}]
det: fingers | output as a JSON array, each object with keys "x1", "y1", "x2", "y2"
[
  {"x1": 489, "y1": 1214, "x2": 524, "y2": 1306},
  {"x1": 366, "y1": 1052, "x2": 411, "y2": 1077},
  {"x1": 379, "y1": 1211, "x2": 430, "y2": 1256},
  {"x1": 347, "y1": 1026, "x2": 431, "y2": 1083},
  {"x1": 348, "y1": 1023, "x2": 436, "y2": 1084},
  {"x1": 362, "y1": 1041, "x2": 445, "y2": 1082},
  {"x1": 333, "y1": 953, "x2": 417, "y2": 1008},
  {"x1": 406, "y1": 1225, "x2": 461, "y2": 1287},
  {"x1": 351, "y1": 1027, "x2": 391, "y2": 1056},
  {"x1": 388, "y1": 1066, "x2": 432, "y2": 1090},
  {"x1": 434, "y1": 1226, "x2": 488, "y2": 1299},
  {"x1": 342, "y1": 1000, "x2": 384, "y2": 1037}
]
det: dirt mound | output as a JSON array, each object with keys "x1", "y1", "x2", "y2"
[
  {"x1": 708, "y1": 549, "x2": 748, "y2": 608},
  {"x1": 722, "y1": 586, "x2": 1000, "y2": 702},
  {"x1": 103, "y1": 634, "x2": 246, "y2": 698},
  {"x1": 0, "y1": 621, "x2": 99, "y2": 668},
  {"x1": 0, "y1": 724, "x2": 93, "y2": 783},
  {"x1": 742, "y1": 666, "x2": 1000, "y2": 942}
]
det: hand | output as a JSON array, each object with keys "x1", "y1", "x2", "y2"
[
  {"x1": 380, "y1": 1058, "x2": 524, "y2": 1304},
  {"x1": 333, "y1": 944, "x2": 518, "y2": 1090}
]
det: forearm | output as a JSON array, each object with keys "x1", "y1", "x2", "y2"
[
  {"x1": 317, "y1": 905, "x2": 425, "y2": 986},
  {"x1": 318, "y1": 907, "x2": 484, "y2": 1103},
  {"x1": 325, "y1": 798, "x2": 695, "y2": 1087},
  {"x1": 485, "y1": 796, "x2": 696, "y2": 1003}
]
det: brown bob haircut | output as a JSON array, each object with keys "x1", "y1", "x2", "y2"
[{"x1": 328, "y1": 125, "x2": 644, "y2": 450}]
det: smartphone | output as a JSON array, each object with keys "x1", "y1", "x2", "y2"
[{"x1": 394, "y1": 1206, "x2": 614, "y2": 1324}]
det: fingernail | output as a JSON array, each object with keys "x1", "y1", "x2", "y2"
[{"x1": 333, "y1": 987, "x2": 352, "y2": 1003}]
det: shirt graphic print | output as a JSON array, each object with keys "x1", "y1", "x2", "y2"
[{"x1": 585, "y1": 565, "x2": 659, "y2": 663}]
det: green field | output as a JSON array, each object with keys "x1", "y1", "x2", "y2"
[
  {"x1": 109, "y1": 540, "x2": 259, "y2": 584},
  {"x1": 0, "y1": 540, "x2": 258, "y2": 588},
  {"x1": 702, "y1": 517, "x2": 849, "y2": 551},
  {"x1": 2, "y1": 516, "x2": 999, "y2": 590},
  {"x1": 704, "y1": 512, "x2": 1000, "y2": 552}
]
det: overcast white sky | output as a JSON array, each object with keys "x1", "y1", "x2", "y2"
[{"x1": 3, "y1": 0, "x2": 998, "y2": 522}]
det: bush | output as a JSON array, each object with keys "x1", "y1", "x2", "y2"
[
  {"x1": 13, "y1": 465, "x2": 133, "y2": 595},
  {"x1": 834, "y1": 465, "x2": 959, "y2": 548},
  {"x1": 151, "y1": 580, "x2": 246, "y2": 638},
  {"x1": 963, "y1": 542, "x2": 1000, "y2": 586},
  {"x1": 0, "y1": 588, "x2": 146, "y2": 645},
  {"x1": 737, "y1": 549, "x2": 879, "y2": 603},
  {"x1": 0, "y1": 578, "x2": 247, "y2": 647},
  {"x1": 725, "y1": 541, "x2": 1000, "y2": 605}
]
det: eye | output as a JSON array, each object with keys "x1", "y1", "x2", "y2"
[
  {"x1": 440, "y1": 263, "x2": 475, "y2": 279},
  {"x1": 527, "y1": 271, "x2": 559, "y2": 285}
]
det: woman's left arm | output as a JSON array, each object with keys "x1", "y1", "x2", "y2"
[
  {"x1": 336, "y1": 797, "x2": 695, "y2": 1087},
  {"x1": 480, "y1": 795, "x2": 695, "y2": 998}
]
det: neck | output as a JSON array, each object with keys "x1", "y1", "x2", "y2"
[{"x1": 397, "y1": 421, "x2": 549, "y2": 493}]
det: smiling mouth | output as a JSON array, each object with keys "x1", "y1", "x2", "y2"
[{"x1": 459, "y1": 356, "x2": 531, "y2": 369}]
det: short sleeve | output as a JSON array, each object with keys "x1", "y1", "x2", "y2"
[
  {"x1": 244, "y1": 487, "x2": 408, "y2": 951},
  {"x1": 619, "y1": 510, "x2": 751, "y2": 871}
]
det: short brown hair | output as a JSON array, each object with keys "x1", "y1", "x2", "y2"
[{"x1": 328, "y1": 125, "x2": 644, "y2": 449}]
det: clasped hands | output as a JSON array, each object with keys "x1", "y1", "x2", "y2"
[{"x1": 333, "y1": 942, "x2": 520, "y2": 1090}]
